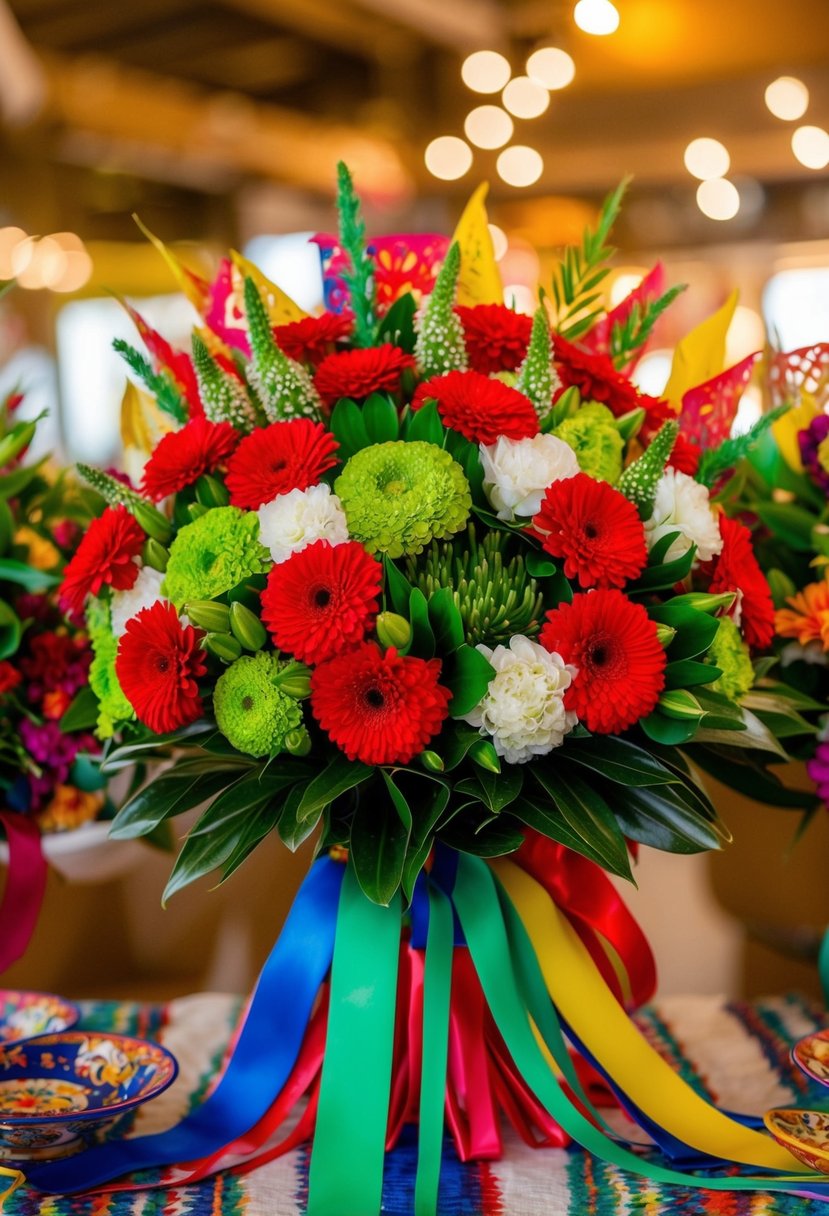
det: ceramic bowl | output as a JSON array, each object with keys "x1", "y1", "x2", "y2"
[
  {"x1": 0, "y1": 991, "x2": 80, "y2": 1049},
  {"x1": 0, "y1": 1032, "x2": 178, "y2": 1163},
  {"x1": 793, "y1": 1029, "x2": 829, "y2": 1087},
  {"x1": 764, "y1": 1107, "x2": 829, "y2": 1173}
]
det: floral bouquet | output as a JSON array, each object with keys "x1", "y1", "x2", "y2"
[{"x1": 21, "y1": 170, "x2": 828, "y2": 1211}]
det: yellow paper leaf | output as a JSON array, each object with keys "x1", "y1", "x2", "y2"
[
  {"x1": 230, "y1": 250, "x2": 307, "y2": 325},
  {"x1": 663, "y1": 289, "x2": 739, "y2": 409},
  {"x1": 451, "y1": 183, "x2": 503, "y2": 308},
  {"x1": 133, "y1": 216, "x2": 210, "y2": 312},
  {"x1": 772, "y1": 390, "x2": 820, "y2": 473},
  {"x1": 120, "y1": 380, "x2": 175, "y2": 457}
]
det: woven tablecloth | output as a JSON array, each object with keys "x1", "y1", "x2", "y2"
[{"x1": 5, "y1": 991, "x2": 829, "y2": 1215}]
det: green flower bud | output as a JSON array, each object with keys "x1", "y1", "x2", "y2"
[
  {"x1": 669, "y1": 591, "x2": 737, "y2": 615},
  {"x1": 469, "y1": 738, "x2": 501, "y2": 773},
  {"x1": 285, "y1": 727, "x2": 312, "y2": 756},
  {"x1": 273, "y1": 661, "x2": 312, "y2": 699},
  {"x1": 658, "y1": 689, "x2": 703, "y2": 721},
  {"x1": 229, "y1": 600, "x2": 267, "y2": 651},
  {"x1": 375, "y1": 611, "x2": 412, "y2": 651},
  {"x1": 0, "y1": 420, "x2": 36, "y2": 466},
  {"x1": 186, "y1": 600, "x2": 231, "y2": 633},
  {"x1": 655, "y1": 623, "x2": 677, "y2": 648},
  {"x1": 132, "y1": 500, "x2": 172, "y2": 544},
  {"x1": 419, "y1": 749, "x2": 445, "y2": 773},
  {"x1": 614, "y1": 407, "x2": 645, "y2": 441},
  {"x1": 195, "y1": 474, "x2": 230, "y2": 508},
  {"x1": 187, "y1": 503, "x2": 210, "y2": 523},
  {"x1": 142, "y1": 537, "x2": 169, "y2": 572},
  {"x1": 204, "y1": 632, "x2": 243, "y2": 663}
]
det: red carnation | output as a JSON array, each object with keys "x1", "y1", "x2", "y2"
[
  {"x1": 274, "y1": 313, "x2": 352, "y2": 367},
  {"x1": 224, "y1": 419, "x2": 339, "y2": 511},
  {"x1": 59, "y1": 506, "x2": 144, "y2": 619},
  {"x1": 455, "y1": 304, "x2": 532, "y2": 374},
  {"x1": 413, "y1": 370, "x2": 538, "y2": 444},
  {"x1": 314, "y1": 344, "x2": 415, "y2": 407},
  {"x1": 532, "y1": 473, "x2": 647, "y2": 589},
  {"x1": 668, "y1": 432, "x2": 701, "y2": 476},
  {"x1": 260, "y1": 539, "x2": 381, "y2": 665},
  {"x1": 115, "y1": 601, "x2": 206, "y2": 734},
  {"x1": 0, "y1": 661, "x2": 21, "y2": 697},
  {"x1": 699, "y1": 515, "x2": 775, "y2": 650},
  {"x1": 540, "y1": 590, "x2": 666, "y2": 734},
  {"x1": 141, "y1": 416, "x2": 239, "y2": 502},
  {"x1": 311, "y1": 642, "x2": 452, "y2": 765}
]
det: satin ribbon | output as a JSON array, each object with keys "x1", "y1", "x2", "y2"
[
  {"x1": 0, "y1": 1166, "x2": 23, "y2": 1212},
  {"x1": 0, "y1": 811, "x2": 47, "y2": 975},
  {"x1": 415, "y1": 880, "x2": 452, "y2": 1216},
  {"x1": 819, "y1": 925, "x2": 829, "y2": 1007}
]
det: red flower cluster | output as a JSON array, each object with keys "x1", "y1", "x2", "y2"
[
  {"x1": 541, "y1": 589, "x2": 666, "y2": 734},
  {"x1": 141, "y1": 416, "x2": 239, "y2": 501},
  {"x1": 532, "y1": 473, "x2": 647, "y2": 589},
  {"x1": 699, "y1": 515, "x2": 775, "y2": 650},
  {"x1": 59, "y1": 506, "x2": 144, "y2": 619},
  {"x1": 260, "y1": 540, "x2": 382, "y2": 665},
  {"x1": 669, "y1": 432, "x2": 701, "y2": 476},
  {"x1": 311, "y1": 642, "x2": 451, "y2": 764},
  {"x1": 225, "y1": 419, "x2": 339, "y2": 511},
  {"x1": 554, "y1": 334, "x2": 666, "y2": 422},
  {"x1": 274, "y1": 313, "x2": 352, "y2": 366},
  {"x1": 413, "y1": 370, "x2": 538, "y2": 445},
  {"x1": 455, "y1": 304, "x2": 532, "y2": 374},
  {"x1": 314, "y1": 344, "x2": 415, "y2": 407},
  {"x1": 0, "y1": 661, "x2": 21, "y2": 697},
  {"x1": 116, "y1": 601, "x2": 206, "y2": 734}
]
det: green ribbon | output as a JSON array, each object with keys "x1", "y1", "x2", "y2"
[
  {"x1": 415, "y1": 880, "x2": 453, "y2": 1216},
  {"x1": 819, "y1": 925, "x2": 829, "y2": 1007},
  {"x1": 306, "y1": 861, "x2": 401, "y2": 1216}
]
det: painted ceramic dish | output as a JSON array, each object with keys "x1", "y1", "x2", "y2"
[
  {"x1": 0, "y1": 991, "x2": 80, "y2": 1048},
  {"x1": 764, "y1": 1108, "x2": 829, "y2": 1174},
  {"x1": 0, "y1": 1032, "x2": 178, "y2": 1163},
  {"x1": 793, "y1": 1029, "x2": 829, "y2": 1087}
]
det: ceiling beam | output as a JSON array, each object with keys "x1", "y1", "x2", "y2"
[
  {"x1": 220, "y1": 0, "x2": 411, "y2": 62},
  {"x1": 345, "y1": 0, "x2": 505, "y2": 51}
]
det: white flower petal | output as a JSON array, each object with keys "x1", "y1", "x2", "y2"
[
  {"x1": 480, "y1": 433, "x2": 580, "y2": 522},
  {"x1": 644, "y1": 468, "x2": 723, "y2": 564},
  {"x1": 257, "y1": 483, "x2": 349, "y2": 565},
  {"x1": 109, "y1": 566, "x2": 167, "y2": 637}
]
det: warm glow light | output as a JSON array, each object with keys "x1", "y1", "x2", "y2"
[
  {"x1": 503, "y1": 283, "x2": 537, "y2": 315},
  {"x1": 496, "y1": 146, "x2": 544, "y2": 187},
  {"x1": 0, "y1": 227, "x2": 27, "y2": 280},
  {"x1": 526, "y1": 47, "x2": 575, "y2": 90},
  {"x1": 52, "y1": 249, "x2": 93, "y2": 294},
  {"x1": 464, "y1": 105, "x2": 513, "y2": 150},
  {"x1": 502, "y1": 76, "x2": 549, "y2": 119},
  {"x1": 425, "y1": 135, "x2": 473, "y2": 180},
  {"x1": 461, "y1": 50, "x2": 511, "y2": 94},
  {"x1": 10, "y1": 236, "x2": 37, "y2": 281},
  {"x1": 792, "y1": 125, "x2": 829, "y2": 170},
  {"x1": 50, "y1": 231, "x2": 85, "y2": 253},
  {"x1": 487, "y1": 223, "x2": 509, "y2": 261},
  {"x1": 684, "y1": 137, "x2": 730, "y2": 181},
  {"x1": 35, "y1": 237, "x2": 68, "y2": 290},
  {"x1": 696, "y1": 178, "x2": 740, "y2": 221},
  {"x1": 573, "y1": 0, "x2": 620, "y2": 36},
  {"x1": 727, "y1": 305, "x2": 765, "y2": 363},
  {"x1": 610, "y1": 270, "x2": 646, "y2": 308},
  {"x1": 765, "y1": 76, "x2": 809, "y2": 121}
]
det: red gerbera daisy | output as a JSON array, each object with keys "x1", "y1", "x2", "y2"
[
  {"x1": 540, "y1": 589, "x2": 666, "y2": 734},
  {"x1": 224, "y1": 419, "x2": 339, "y2": 511},
  {"x1": 314, "y1": 344, "x2": 415, "y2": 407},
  {"x1": 532, "y1": 473, "x2": 647, "y2": 589},
  {"x1": 554, "y1": 334, "x2": 666, "y2": 422},
  {"x1": 141, "y1": 415, "x2": 239, "y2": 502},
  {"x1": 115, "y1": 601, "x2": 206, "y2": 734},
  {"x1": 455, "y1": 304, "x2": 532, "y2": 374},
  {"x1": 412, "y1": 369, "x2": 538, "y2": 444},
  {"x1": 311, "y1": 642, "x2": 452, "y2": 765},
  {"x1": 273, "y1": 313, "x2": 352, "y2": 367},
  {"x1": 699, "y1": 515, "x2": 775, "y2": 650},
  {"x1": 260, "y1": 539, "x2": 381, "y2": 665},
  {"x1": 59, "y1": 506, "x2": 144, "y2": 619}
]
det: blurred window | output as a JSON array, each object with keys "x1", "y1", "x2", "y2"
[
  {"x1": 763, "y1": 267, "x2": 829, "y2": 350},
  {"x1": 243, "y1": 232, "x2": 323, "y2": 314}
]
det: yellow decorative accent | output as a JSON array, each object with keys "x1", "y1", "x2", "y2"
[
  {"x1": 0, "y1": 1166, "x2": 24, "y2": 1210},
  {"x1": 230, "y1": 251, "x2": 307, "y2": 325},
  {"x1": 14, "y1": 527, "x2": 58, "y2": 571},
  {"x1": 132, "y1": 217, "x2": 209, "y2": 312},
  {"x1": 663, "y1": 289, "x2": 739, "y2": 409},
  {"x1": 772, "y1": 390, "x2": 820, "y2": 473},
  {"x1": 120, "y1": 381, "x2": 175, "y2": 459},
  {"x1": 451, "y1": 183, "x2": 503, "y2": 308}
]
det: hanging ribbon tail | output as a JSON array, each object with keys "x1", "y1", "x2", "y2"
[
  {"x1": 0, "y1": 812, "x2": 47, "y2": 976},
  {"x1": 0, "y1": 1166, "x2": 23, "y2": 1212}
]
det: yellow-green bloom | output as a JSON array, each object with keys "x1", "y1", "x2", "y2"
[
  {"x1": 163, "y1": 506, "x2": 271, "y2": 608},
  {"x1": 554, "y1": 402, "x2": 623, "y2": 484},
  {"x1": 213, "y1": 652, "x2": 303, "y2": 757},
  {"x1": 85, "y1": 596, "x2": 134, "y2": 738},
  {"x1": 708, "y1": 616, "x2": 754, "y2": 701}
]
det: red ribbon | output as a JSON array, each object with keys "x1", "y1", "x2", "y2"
[{"x1": 0, "y1": 812, "x2": 48, "y2": 975}]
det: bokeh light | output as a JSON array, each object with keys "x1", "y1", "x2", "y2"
[
  {"x1": 424, "y1": 135, "x2": 473, "y2": 180},
  {"x1": 461, "y1": 50, "x2": 511, "y2": 94},
  {"x1": 526, "y1": 47, "x2": 575, "y2": 90},
  {"x1": 684, "y1": 138, "x2": 730, "y2": 181},
  {"x1": 573, "y1": 0, "x2": 620, "y2": 36},
  {"x1": 792, "y1": 125, "x2": 829, "y2": 170},
  {"x1": 496, "y1": 146, "x2": 544, "y2": 187},
  {"x1": 487, "y1": 223, "x2": 509, "y2": 261},
  {"x1": 0, "y1": 227, "x2": 27, "y2": 280},
  {"x1": 464, "y1": 105, "x2": 513, "y2": 150},
  {"x1": 696, "y1": 178, "x2": 740, "y2": 221},
  {"x1": 502, "y1": 76, "x2": 550, "y2": 119},
  {"x1": 765, "y1": 76, "x2": 809, "y2": 121}
]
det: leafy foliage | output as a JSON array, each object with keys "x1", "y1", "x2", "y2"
[{"x1": 550, "y1": 178, "x2": 629, "y2": 340}]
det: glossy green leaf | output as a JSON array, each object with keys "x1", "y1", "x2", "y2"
[
  {"x1": 562, "y1": 736, "x2": 679, "y2": 787},
  {"x1": 350, "y1": 795, "x2": 410, "y2": 905},
  {"x1": 329, "y1": 397, "x2": 371, "y2": 459},
  {"x1": 456, "y1": 764, "x2": 523, "y2": 814},
  {"x1": 297, "y1": 754, "x2": 373, "y2": 821},
  {"x1": 376, "y1": 292, "x2": 416, "y2": 352},
  {"x1": 362, "y1": 393, "x2": 399, "y2": 444},
  {"x1": 110, "y1": 770, "x2": 234, "y2": 839},
  {"x1": 383, "y1": 554, "x2": 413, "y2": 616},
  {"x1": 428, "y1": 587, "x2": 464, "y2": 654},
  {"x1": 409, "y1": 586, "x2": 435, "y2": 657},
  {"x1": 0, "y1": 559, "x2": 58, "y2": 592},
  {"x1": 405, "y1": 399, "x2": 445, "y2": 446},
  {"x1": 277, "y1": 782, "x2": 320, "y2": 851},
  {"x1": 610, "y1": 784, "x2": 723, "y2": 854},
  {"x1": 533, "y1": 764, "x2": 632, "y2": 881},
  {"x1": 444, "y1": 644, "x2": 495, "y2": 716},
  {"x1": 59, "y1": 686, "x2": 101, "y2": 733},
  {"x1": 664, "y1": 659, "x2": 720, "y2": 689},
  {"x1": 402, "y1": 779, "x2": 450, "y2": 901}
]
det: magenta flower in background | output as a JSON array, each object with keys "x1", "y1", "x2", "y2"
[
  {"x1": 807, "y1": 738, "x2": 829, "y2": 809},
  {"x1": 798, "y1": 415, "x2": 829, "y2": 493}
]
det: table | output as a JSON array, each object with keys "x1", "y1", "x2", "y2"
[{"x1": 5, "y1": 991, "x2": 828, "y2": 1215}]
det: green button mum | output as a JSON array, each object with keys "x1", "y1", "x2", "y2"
[
  {"x1": 163, "y1": 506, "x2": 271, "y2": 608},
  {"x1": 707, "y1": 616, "x2": 754, "y2": 701},
  {"x1": 214, "y1": 652, "x2": 303, "y2": 757},
  {"x1": 554, "y1": 402, "x2": 623, "y2": 485},
  {"x1": 335, "y1": 440, "x2": 472, "y2": 558},
  {"x1": 86, "y1": 596, "x2": 134, "y2": 738}
]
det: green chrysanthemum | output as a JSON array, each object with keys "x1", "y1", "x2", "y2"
[
  {"x1": 335, "y1": 440, "x2": 471, "y2": 558},
  {"x1": 214, "y1": 652, "x2": 303, "y2": 757},
  {"x1": 554, "y1": 402, "x2": 623, "y2": 484},
  {"x1": 163, "y1": 506, "x2": 271, "y2": 608},
  {"x1": 85, "y1": 596, "x2": 134, "y2": 738},
  {"x1": 707, "y1": 616, "x2": 754, "y2": 701}
]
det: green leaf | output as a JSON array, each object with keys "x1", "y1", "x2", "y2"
[
  {"x1": 665, "y1": 659, "x2": 720, "y2": 689},
  {"x1": 277, "y1": 782, "x2": 320, "y2": 851},
  {"x1": 525, "y1": 551, "x2": 557, "y2": 578},
  {"x1": 439, "y1": 810, "x2": 524, "y2": 858},
  {"x1": 754, "y1": 502, "x2": 818, "y2": 552},
  {"x1": 533, "y1": 764, "x2": 632, "y2": 881},
  {"x1": 297, "y1": 754, "x2": 373, "y2": 822},
  {"x1": 59, "y1": 686, "x2": 101, "y2": 733},
  {"x1": 402, "y1": 779, "x2": 451, "y2": 901},
  {"x1": 428, "y1": 587, "x2": 464, "y2": 654},
  {"x1": 362, "y1": 393, "x2": 399, "y2": 444},
  {"x1": 408, "y1": 587, "x2": 435, "y2": 657},
  {"x1": 187, "y1": 768, "x2": 304, "y2": 836},
  {"x1": 383, "y1": 554, "x2": 413, "y2": 616},
  {"x1": 0, "y1": 559, "x2": 59, "y2": 592},
  {"x1": 0, "y1": 458, "x2": 49, "y2": 501},
  {"x1": 381, "y1": 769, "x2": 413, "y2": 832},
  {"x1": 562, "y1": 736, "x2": 679, "y2": 787},
  {"x1": 329, "y1": 397, "x2": 371, "y2": 459},
  {"x1": 444, "y1": 643, "x2": 495, "y2": 717},
  {"x1": 649, "y1": 603, "x2": 720, "y2": 660},
  {"x1": 610, "y1": 784, "x2": 723, "y2": 854},
  {"x1": 440, "y1": 721, "x2": 484, "y2": 771},
  {"x1": 0, "y1": 601, "x2": 21, "y2": 660},
  {"x1": 376, "y1": 292, "x2": 416, "y2": 353},
  {"x1": 163, "y1": 818, "x2": 246, "y2": 904},
  {"x1": 456, "y1": 764, "x2": 523, "y2": 814},
  {"x1": 350, "y1": 794, "x2": 410, "y2": 905},
  {"x1": 630, "y1": 544, "x2": 696, "y2": 593},
  {"x1": 219, "y1": 802, "x2": 284, "y2": 884},
  {"x1": 658, "y1": 689, "x2": 704, "y2": 721},
  {"x1": 405, "y1": 399, "x2": 445, "y2": 446},
  {"x1": 110, "y1": 770, "x2": 235, "y2": 839},
  {"x1": 689, "y1": 745, "x2": 817, "y2": 810},
  {"x1": 641, "y1": 711, "x2": 700, "y2": 746}
]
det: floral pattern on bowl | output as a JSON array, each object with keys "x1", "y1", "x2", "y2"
[
  {"x1": 764, "y1": 1107, "x2": 829, "y2": 1174},
  {"x1": 0, "y1": 1031, "x2": 178, "y2": 1163},
  {"x1": 793, "y1": 1029, "x2": 829, "y2": 1087},
  {"x1": 0, "y1": 991, "x2": 80, "y2": 1048}
]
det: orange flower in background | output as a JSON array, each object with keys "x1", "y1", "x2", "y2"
[
  {"x1": 774, "y1": 580, "x2": 829, "y2": 650},
  {"x1": 42, "y1": 689, "x2": 72, "y2": 720},
  {"x1": 37, "y1": 785, "x2": 104, "y2": 832}
]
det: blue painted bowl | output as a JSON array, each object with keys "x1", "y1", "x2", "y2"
[
  {"x1": 0, "y1": 1032, "x2": 178, "y2": 1163},
  {"x1": 0, "y1": 990, "x2": 80, "y2": 1048}
]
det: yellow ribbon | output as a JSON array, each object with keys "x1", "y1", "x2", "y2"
[
  {"x1": 663, "y1": 289, "x2": 738, "y2": 410},
  {"x1": 0, "y1": 1166, "x2": 23, "y2": 1211}
]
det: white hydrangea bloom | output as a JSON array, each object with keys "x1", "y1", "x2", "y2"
[
  {"x1": 479, "y1": 433, "x2": 580, "y2": 521},
  {"x1": 644, "y1": 468, "x2": 723, "y2": 564},
  {"x1": 462, "y1": 635, "x2": 577, "y2": 764},
  {"x1": 109, "y1": 566, "x2": 167, "y2": 638},
  {"x1": 257, "y1": 483, "x2": 349, "y2": 565}
]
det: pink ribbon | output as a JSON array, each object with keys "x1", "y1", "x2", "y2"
[{"x1": 0, "y1": 812, "x2": 48, "y2": 975}]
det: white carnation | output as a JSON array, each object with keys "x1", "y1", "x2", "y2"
[
  {"x1": 644, "y1": 468, "x2": 723, "y2": 564},
  {"x1": 462, "y1": 635, "x2": 577, "y2": 764},
  {"x1": 479, "y1": 433, "x2": 580, "y2": 521},
  {"x1": 257, "y1": 483, "x2": 349, "y2": 565},
  {"x1": 109, "y1": 566, "x2": 167, "y2": 638}
]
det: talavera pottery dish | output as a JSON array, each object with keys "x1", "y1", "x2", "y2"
[
  {"x1": 764, "y1": 1108, "x2": 829, "y2": 1174},
  {"x1": 793, "y1": 1028, "x2": 829, "y2": 1088},
  {"x1": 0, "y1": 991, "x2": 80, "y2": 1048},
  {"x1": 0, "y1": 1031, "x2": 178, "y2": 1162}
]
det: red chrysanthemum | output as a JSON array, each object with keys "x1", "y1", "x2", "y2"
[
  {"x1": 554, "y1": 334, "x2": 666, "y2": 421},
  {"x1": 314, "y1": 344, "x2": 415, "y2": 407},
  {"x1": 0, "y1": 661, "x2": 21, "y2": 697},
  {"x1": 698, "y1": 515, "x2": 775, "y2": 650},
  {"x1": 260, "y1": 539, "x2": 381, "y2": 665},
  {"x1": 310, "y1": 642, "x2": 452, "y2": 765},
  {"x1": 224, "y1": 419, "x2": 339, "y2": 511},
  {"x1": 412, "y1": 370, "x2": 538, "y2": 444},
  {"x1": 115, "y1": 601, "x2": 206, "y2": 734},
  {"x1": 59, "y1": 506, "x2": 144, "y2": 619},
  {"x1": 141, "y1": 416, "x2": 239, "y2": 502},
  {"x1": 455, "y1": 304, "x2": 532, "y2": 374},
  {"x1": 273, "y1": 313, "x2": 352, "y2": 367},
  {"x1": 532, "y1": 473, "x2": 647, "y2": 589},
  {"x1": 540, "y1": 589, "x2": 666, "y2": 734}
]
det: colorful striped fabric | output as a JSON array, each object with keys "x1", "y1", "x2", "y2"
[{"x1": 6, "y1": 992, "x2": 829, "y2": 1215}]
